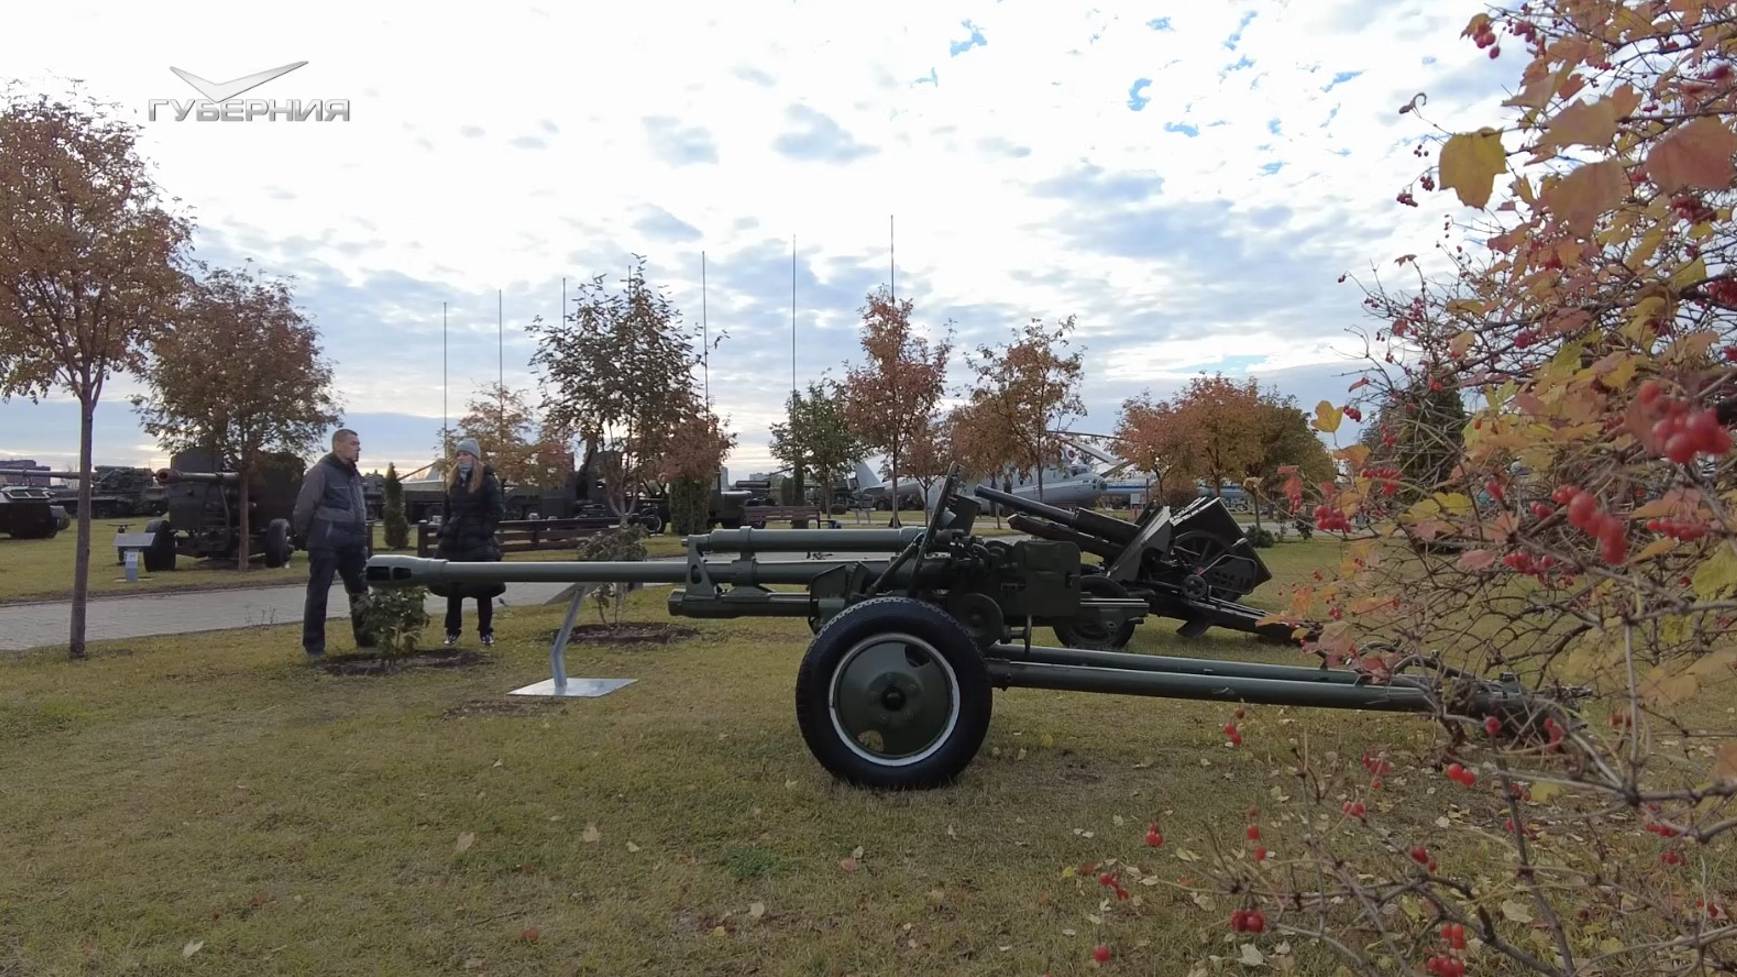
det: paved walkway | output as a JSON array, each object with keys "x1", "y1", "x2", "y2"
[
  {"x1": 0, "y1": 580, "x2": 581, "y2": 652},
  {"x1": 0, "y1": 549, "x2": 917, "y2": 652}
]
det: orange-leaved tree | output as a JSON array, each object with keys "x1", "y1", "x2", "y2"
[
  {"x1": 0, "y1": 86, "x2": 191, "y2": 657},
  {"x1": 1076, "y1": 5, "x2": 1737, "y2": 975},
  {"x1": 961, "y1": 316, "x2": 1087, "y2": 501},
  {"x1": 841, "y1": 288, "x2": 952, "y2": 526}
]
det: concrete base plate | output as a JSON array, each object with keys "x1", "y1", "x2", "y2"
[{"x1": 507, "y1": 677, "x2": 636, "y2": 698}]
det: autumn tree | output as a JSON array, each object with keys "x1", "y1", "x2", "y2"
[
  {"x1": 436, "y1": 382, "x2": 572, "y2": 490},
  {"x1": 1246, "y1": 391, "x2": 1337, "y2": 524},
  {"x1": 0, "y1": 87, "x2": 191, "y2": 656},
  {"x1": 769, "y1": 378, "x2": 864, "y2": 514},
  {"x1": 1113, "y1": 394, "x2": 1198, "y2": 506},
  {"x1": 842, "y1": 289, "x2": 952, "y2": 526},
  {"x1": 962, "y1": 316, "x2": 1086, "y2": 500},
  {"x1": 133, "y1": 260, "x2": 339, "y2": 570},
  {"x1": 529, "y1": 256, "x2": 701, "y2": 524},
  {"x1": 1078, "y1": 7, "x2": 1737, "y2": 974},
  {"x1": 947, "y1": 399, "x2": 1021, "y2": 526},
  {"x1": 1115, "y1": 374, "x2": 1266, "y2": 502},
  {"x1": 901, "y1": 413, "x2": 952, "y2": 516},
  {"x1": 657, "y1": 394, "x2": 735, "y2": 536}
]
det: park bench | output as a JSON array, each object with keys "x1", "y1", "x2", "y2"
[
  {"x1": 417, "y1": 518, "x2": 608, "y2": 557},
  {"x1": 743, "y1": 505, "x2": 837, "y2": 529}
]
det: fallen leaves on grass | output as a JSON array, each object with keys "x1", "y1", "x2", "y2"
[{"x1": 455, "y1": 832, "x2": 475, "y2": 854}]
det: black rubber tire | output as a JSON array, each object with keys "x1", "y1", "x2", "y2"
[
  {"x1": 143, "y1": 519, "x2": 176, "y2": 572},
  {"x1": 263, "y1": 518, "x2": 291, "y2": 568},
  {"x1": 637, "y1": 512, "x2": 663, "y2": 535},
  {"x1": 1052, "y1": 574, "x2": 1138, "y2": 650},
  {"x1": 794, "y1": 596, "x2": 991, "y2": 790}
]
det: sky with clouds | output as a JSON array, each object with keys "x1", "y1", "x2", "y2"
[{"x1": 0, "y1": 0, "x2": 1516, "y2": 479}]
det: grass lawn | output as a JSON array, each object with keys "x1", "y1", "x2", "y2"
[{"x1": 0, "y1": 537, "x2": 1473, "y2": 977}]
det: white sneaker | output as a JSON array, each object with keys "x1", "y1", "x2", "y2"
[{"x1": 443, "y1": 633, "x2": 459, "y2": 647}]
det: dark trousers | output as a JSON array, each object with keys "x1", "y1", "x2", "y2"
[
  {"x1": 444, "y1": 594, "x2": 494, "y2": 636},
  {"x1": 303, "y1": 544, "x2": 368, "y2": 655}
]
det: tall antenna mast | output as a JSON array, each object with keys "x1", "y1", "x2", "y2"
[
  {"x1": 497, "y1": 288, "x2": 504, "y2": 412},
  {"x1": 791, "y1": 235, "x2": 797, "y2": 400},
  {"x1": 442, "y1": 301, "x2": 449, "y2": 464},
  {"x1": 890, "y1": 214, "x2": 896, "y2": 301},
  {"x1": 702, "y1": 250, "x2": 710, "y2": 409}
]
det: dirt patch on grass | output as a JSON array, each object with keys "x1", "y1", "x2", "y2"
[
  {"x1": 318, "y1": 649, "x2": 489, "y2": 676},
  {"x1": 439, "y1": 698, "x2": 563, "y2": 719},
  {"x1": 538, "y1": 623, "x2": 701, "y2": 646}
]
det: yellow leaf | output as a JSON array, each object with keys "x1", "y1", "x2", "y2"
[
  {"x1": 1502, "y1": 900, "x2": 1535, "y2": 924},
  {"x1": 1672, "y1": 256, "x2": 1708, "y2": 290},
  {"x1": 1406, "y1": 498, "x2": 1443, "y2": 521},
  {"x1": 1529, "y1": 782, "x2": 1565, "y2": 803},
  {"x1": 1439, "y1": 129, "x2": 1507, "y2": 208},
  {"x1": 1626, "y1": 225, "x2": 1666, "y2": 270},
  {"x1": 1434, "y1": 492, "x2": 1474, "y2": 516},
  {"x1": 1542, "y1": 159, "x2": 1628, "y2": 236},
  {"x1": 1451, "y1": 331, "x2": 1475, "y2": 358},
  {"x1": 1625, "y1": 295, "x2": 1669, "y2": 344},
  {"x1": 1693, "y1": 545, "x2": 1737, "y2": 599},
  {"x1": 1671, "y1": 329, "x2": 1719, "y2": 361},
  {"x1": 1635, "y1": 537, "x2": 1679, "y2": 562},
  {"x1": 1714, "y1": 743, "x2": 1737, "y2": 784},
  {"x1": 1644, "y1": 671, "x2": 1700, "y2": 707},
  {"x1": 1456, "y1": 549, "x2": 1498, "y2": 572},
  {"x1": 1446, "y1": 298, "x2": 1487, "y2": 316},
  {"x1": 582, "y1": 823, "x2": 601, "y2": 843},
  {"x1": 1646, "y1": 117, "x2": 1737, "y2": 193},
  {"x1": 1313, "y1": 401, "x2": 1343, "y2": 434},
  {"x1": 1542, "y1": 97, "x2": 1622, "y2": 150},
  {"x1": 1336, "y1": 444, "x2": 1370, "y2": 469}
]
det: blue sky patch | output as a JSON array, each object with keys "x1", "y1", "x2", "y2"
[
  {"x1": 1260, "y1": 161, "x2": 1283, "y2": 175},
  {"x1": 1267, "y1": 118, "x2": 1281, "y2": 135},
  {"x1": 1164, "y1": 121, "x2": 1199, "y2": 137},
  {"x1": 950, "y1": 20, "x2": 987, "y2": 56},
  {"x1": 1128, "y1": 78, "x2": 1152, "y2": 111},
  {"x1": 1147, "y1": 16, "x2": 1172, "y2": 30},
  {"x1": 1224, "y1": 11, "x2": 1256, "y2": 49},
  {"x1": 1322, "y1": 70, "x2": 1362, "y2": 92},
  {"x1": 915, "y1": 67, "x2": 938, "y2": 87}
]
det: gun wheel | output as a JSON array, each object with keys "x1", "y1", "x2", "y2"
[
  {"x1": 1052, "y1": 575, "x2": 1137, "y2": 650},
  {"x1": 795, "y1": 596, "x2": 991, "y2": 790},
  {"x1": 1170, "y1": 529, "x2": 1247, "y2": 601}
]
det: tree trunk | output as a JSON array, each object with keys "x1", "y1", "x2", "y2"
[
  {"x1": 1252, "y1": 484, "x2": 1264, "y2": 530},
  {"x1": 888, "y1": 447, "x2": 900, "y2": 528},
  {"x1": 69, "y1": 400, "x2": 94, "y2": 660},
  {"x1": 236, "y1": 463, "x2": 251, "y2": 570},
  {"x1": 1037, "y1": 462, "x2": 1045, "y2": 502}
]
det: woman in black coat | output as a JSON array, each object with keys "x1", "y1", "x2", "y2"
[{"x1": 437, "y1": 438, "x2": 505, "y2": 646}]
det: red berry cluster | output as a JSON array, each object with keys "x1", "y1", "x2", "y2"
[
  {"x1": 1096, "y1": 869, "x2": 1130, "y2": 901},
  {"x1": 1230, "y1": 909, "x2": 1267, "y2": 933},
  {"x1": 1145, "y1": 822, "x2": 1164, "y2": 847},
  {"x1": 1092, "y1": 944, "x2": 1112, "y2": 963},
  {"x1": 1644, "y1": 819, "x2": 1682, "y2": 838},
  {"x1": 1341, "y1": 800, "x2": 1368, "y2": 819},
  {"x1": 1313, "y1": 504, "x2": 1352, "y2": 532},
  {"x1": 1410, "y1": 845, "x2": 1439, "y2": 873},
  {"x1": 1361, "y1": 751, "x2": 1391, "y2": 789},
  {"x1": 1469, "y1": 19, "x2": 1501, "y2": 57},
  {"x1": 1639, "y1": 381, "x2": 1733, "y2": 463},
  {"x1": 1646, "y1": 518, "x2": 1708, "y2": 540},
  {"x1": 1365, "y1": 466, "x2": 1402, "y2": 497},
  {"x1": 1696, "y1": 898, "x2": 1728, "y2": 920},
  {"x1": 1426, "y1": 955, "x2": 1466, "y2": 977},
  {"x1": 1427, "y1": 923, "x2": 1470, "y2": 976},
  {"x1": 1704, "y1": 280, "x2": 1737, "y2": 308},
  {"x1": 1483, "y1": 715, "x2": 1503, "y2": 737},
  {"x1": 1553, "y1": 485, "x2": 1628, "y2": 564},
  {"x1": 1543, "y1": 716, "x2": 1566, "y2": 751},
  {"x1": 1661, "y1": 849, "x2": 1686, "y2": 867},
  {"x1": 1222, "y1": 720, "x2": 1243, "y2": 747},
  {"x1": 1723, "y1": 344, "x2": 1737, "y2": 362},
  {"x1": 1343, "y1": 405, "x2": 1362, "y2": 422},
  {"x1": 1445, "y1": 762, "x2": 1477, "y2": 786}
]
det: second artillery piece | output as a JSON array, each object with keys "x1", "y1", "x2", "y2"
[
  {"x1": 971, "y1": 485, "x2": 1309, "y2": 650},
  {"x1": 364, "y1": 469, "x2": 1574, "y2": 791},
  {"x1": 139, "y1": 450, "x2": 313, "y2": 570}
]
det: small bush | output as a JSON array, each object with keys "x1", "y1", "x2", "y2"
[
  {"x1": 576, "y1": 524, "x2": 648, "y2": 627},
  {"x1": 1243, "y1": 526, "x2": 1275, "y2": 548},
  {"x1": 357, "y1": 585, "x2": 430, "y2": 654},
  {"x1": 1291, "y1": 517, "x2": 1313, "y2": 540}
]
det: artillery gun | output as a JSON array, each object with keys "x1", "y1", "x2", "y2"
[
  {"x1": 0, "y1": 466, "x2": 168, "y2": 519},
  {"x1": 142, "y1": 450, "x2": 311, "y2": 570},
  {"x1": 363, "y1": 470, "x2": 1575, "y2": 790},
  {"x1": 969, "y1": 484, "x2": 1307, "y2": 649}
]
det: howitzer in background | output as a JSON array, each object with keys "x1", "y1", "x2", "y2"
[
  {"x1": 143, "y1": 449, "x2": 319, "y2": 570},
  {"x1": 970, "y1": 484, "x2": 1311, "y2": 649},
  {"x1": 364, "y1": 469, "x2": 1574, "y2": 790},
  {"x1": 0, "y1": 467, "x2": 169, "y2": 520}
]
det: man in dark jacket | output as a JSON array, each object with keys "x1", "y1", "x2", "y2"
[{"x1": 293, "y1": 428, "x2": 371, "y2": 658}]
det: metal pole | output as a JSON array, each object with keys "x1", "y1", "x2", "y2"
[
  {"x1": 890, "y1": 214, "x2": 895, "y2": 301},
  {"x1": 702, "y1": 250, "x2": 709, "y2": 409},
  {"x1": 498, "y1": 288, "x2": 504, "y2": 431},
  {"x1": 790, "y1": 235, "x2": 797, "y2": 400},
  {"x1": 442, "y1": 301, "x2": 448, "y2": 463}
]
